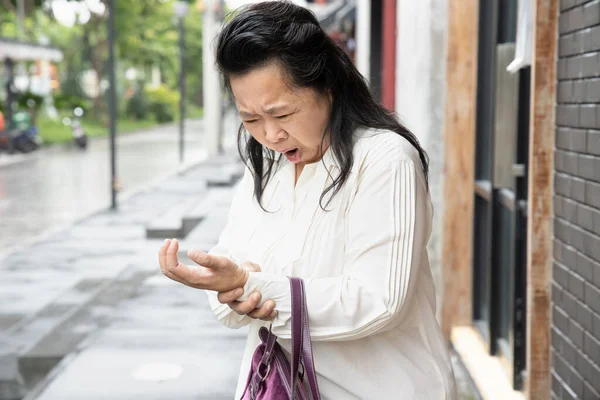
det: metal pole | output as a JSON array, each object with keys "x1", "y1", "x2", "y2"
[
  {"x1": 108, "y1": 0, "x2": 118, "y2": 210},
  {"x1": 202, "y1": 0, "x2": 221, "y2": 156},
  {"x1": 178, "y1": 16, "x2": 186, "y2": 164},
  {"x1": 4, "y1": 59, "x2": 14, "y2": 127},
  {"x1": 16, "y1": 0, "x2": 25, "y2": 40}
]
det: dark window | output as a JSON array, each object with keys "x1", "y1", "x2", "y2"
[{"x1": 472, "y1": 0, "x2": 529, "y2": 390}]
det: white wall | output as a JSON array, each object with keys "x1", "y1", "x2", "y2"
[
  {"x1": 395, "y1": 0, "x2": 448, "y2": 319},
  {"x1": 203, "y1": 0, "x2": 222, "y2": 156},
  {"x1": 355, "y1": 0, "x2": 371, "y2": 81}
]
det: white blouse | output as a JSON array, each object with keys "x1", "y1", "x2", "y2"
[{"x1": 207, "y1": 128, "x2": 457, "y2": 399}]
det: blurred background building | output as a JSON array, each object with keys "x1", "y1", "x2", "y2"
[{"x1": 307, "y1": 1, "x2": 600, "y2": 400}]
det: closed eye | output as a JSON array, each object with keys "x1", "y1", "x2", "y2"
[{"x1": 275, "y1": 114, "x2": 291, "y2": 119}]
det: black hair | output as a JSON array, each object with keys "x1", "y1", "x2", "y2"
[{"x1": 215, "y1": 1, "x2": 428, "y2": 210}]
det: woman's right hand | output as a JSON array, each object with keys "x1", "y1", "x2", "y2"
[{"x1": 217, "y1": 261, "x2": 278, "y2": 322}]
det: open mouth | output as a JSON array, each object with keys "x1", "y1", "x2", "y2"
[{"x1": 284, "y1": 148, "x2": 301, "y2": 162}]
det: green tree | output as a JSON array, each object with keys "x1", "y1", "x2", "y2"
[
  {"x1": 75, "y1": 0, "x2": 203, "y2": 118},
  {"x1": 2, "y1": 0, "x2": 204, "y2": 121}
]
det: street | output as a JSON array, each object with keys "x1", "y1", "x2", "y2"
[{"x1": 0, "y1": 119, "x2": 211, "y2": 256}]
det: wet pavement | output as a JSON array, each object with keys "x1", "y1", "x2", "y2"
[
  {"x1": 0, "y1": 118, "x2": 233, "y2": 257},
  {"x1": 0, "y1": 149, "x2": 246, "y2": 400}
]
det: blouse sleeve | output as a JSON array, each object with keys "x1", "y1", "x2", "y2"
[
  {"x1": 237, "y1": 158, "x2": 430, "y2": 341},
  {"x1": 205, "y1": 166, "x2": 254, "y2": 329}
]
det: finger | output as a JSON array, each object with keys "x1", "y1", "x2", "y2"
[
  {"x1": 158, "y1": 239, "x2": 171, "y2": 272},
  {"x1": 247, "y1": 301, "x2": 273, "y2": 319},
  {"x1": 260, "y1": 309, "x2": 278, "y2": 322},
  {"x1": 239, "y1": 261, "x2": 261, "y2": 272},
  {"x1": 166, "y1": 239, "x2": 181, "y2": 271},
  {"x1": 217, "y1": 288, "x2": 244, "y2": 304},
  {"x1": 165, "y1": 239, "x2": 203, "y2": 285},
  {"x1": 159, "y1": 239, "x2": 185, "y2": 285},
  {"x1": 162, "y1": 265, "x2": 186, "y2": 284},
  {"x1": 187, "y1": 249, "x2": 214, "y2": 268},
  {"x1": 248, "y1": 299, "x2": 275, "y2": 320},
  {"x1": 167, "y1": 261, "x2": 204, "y2": 286},
  {"x1": 228, "y1": 292, "x2": 261, "y2": 315}
]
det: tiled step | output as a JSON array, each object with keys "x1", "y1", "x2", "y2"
[
  {"x1": 0, "y1": 268, "x2": 151, "y2": 397},
  {"x1": 180, "y1": 187, "x2": 232, "y2": 238},
  {"x1": 177, "y1": 198, "x2": 233, "y2": 256},
  {"x1": 145, "y1": 197, "x2": 200, "y2": 239},
  {"x1": 17, "y1": 269, "x2": 154, "y2": 393},
  {"x1": 206, "y1": 163, "x2": 245, "y2": 187},
  {"x1": 145, "y1": 160, "x2": 244, "y2": 240}
]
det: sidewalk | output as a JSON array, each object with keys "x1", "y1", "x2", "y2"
[{"x1": 0, "y1": 148, "x2": 248, "y2": 400}]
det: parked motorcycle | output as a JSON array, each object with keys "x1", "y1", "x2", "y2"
[
  {"x1": 63, "y1": 107, "x2": 88, "y2": 150},
  {"x1": 0, "y1": 110, "x2": 40, "y2": 154},
  {"x1": 13, "y1": 125, "x2": 40, "y2": 153}
]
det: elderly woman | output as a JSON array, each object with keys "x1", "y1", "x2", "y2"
[{"x1": 158, "y1": 1, "x2": 457, "y2": 398}]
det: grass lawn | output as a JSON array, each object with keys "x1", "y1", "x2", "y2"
[{"x1": 37, "y1": 107, "x2": 204, "y2": 145}]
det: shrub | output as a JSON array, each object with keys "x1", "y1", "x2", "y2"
[
  {"x1": 14, "y1": 91, "x2": 44, "y2": 124},
  {"x1": 126, "y1": 88, "x2": 149, "y2": 120},
  {"x1": 145, "y1": 85, "x2": 179, "y2": 123},
  {"x1": 53, "y1": 93, "x2": 90, "y2": 113},
  {"x1": 16, "y1": 91, "x2": 44, "y2": 111}
]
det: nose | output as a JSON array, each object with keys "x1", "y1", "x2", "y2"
[{"x1": 264, "y1": 121, "x2": 287, "y2": 144}]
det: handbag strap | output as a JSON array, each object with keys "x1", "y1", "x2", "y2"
[
  {"x1": 290, "y1": 277, "x2": 303, "y2": 398},
  {"x1": 290, "y1": 277, "x2": 321, "y2": 400}
]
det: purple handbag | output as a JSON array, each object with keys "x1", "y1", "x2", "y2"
[{"x1": 240, "y1": 277, "x2": 321, "y2": 400}]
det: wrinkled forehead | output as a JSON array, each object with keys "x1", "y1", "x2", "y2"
[
  {"x1": 232, "y1": 71, "x2": 294, "y2": 109},
  {"x1": 230, "y1": 62, "x2": 291, "y2": 93},
  {"x1": 229, "y1": 64, "x2": 321, "y2": 113}
]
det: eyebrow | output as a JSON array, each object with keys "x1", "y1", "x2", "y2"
[
  {"x1": 239, "y1": 105, "x2": 291, "y2": 119},
  {"x1": 264, "y1": 105, "x2": 290, "y2": 115}
]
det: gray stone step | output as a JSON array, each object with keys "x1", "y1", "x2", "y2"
[
  {"x1": 151, "y1": 179, "x2": 208, "y2": 195},
  {"x1": 206, "y1": 163, "x2": 245, "y2": 187},
  {"x1": 20, "y1": 269, "x2": 154, "y2": 391},
  {"x1": 145, "y1": 197, "x2": 200, "y2": 239},
  {"x1": 0, "y1": 278, "x2": 112, "y2": 398},
  {"x1": 0, "y1": 267, "x2": 154, "y2": 398},
  {"x1": 180, "y1": 186, "x2": 236, "y2": 238},
  {"x1": 145, "y1": 161, "x2": 243, "y2": 240},
  {"x1": 177, "y1": 203, "x2": 232, "y2": 256},
  {"x1": 145, "y1": 184, "x2": 238, "y2": 241}
]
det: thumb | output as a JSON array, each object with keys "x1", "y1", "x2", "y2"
[{"x1": 239, "y1": 261, "x2": 261, "y2": 272}]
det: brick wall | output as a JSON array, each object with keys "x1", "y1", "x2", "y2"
[{"x1": 553, "y1": 1, "x2": 600, "y2": 399}]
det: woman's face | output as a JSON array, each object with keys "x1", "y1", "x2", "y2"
[{"x1": 230, "y1": 62, "x2": 331, "y2": 166}]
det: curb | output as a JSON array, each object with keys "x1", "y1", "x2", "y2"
[{"x1": 38, "y1": 118, "x2": 204, "y2": 151}]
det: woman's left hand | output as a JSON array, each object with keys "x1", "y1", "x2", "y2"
[
  {"x1": 218, "y1": 261, "x2": 278, "y2": 322},
  {"x1": 158, "y1": 239, "x2": 248, "y2": 292}
]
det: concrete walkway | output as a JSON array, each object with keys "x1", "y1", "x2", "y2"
[{"x1": 0, "y1": 149, "x2": 247, "y2": 400}]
